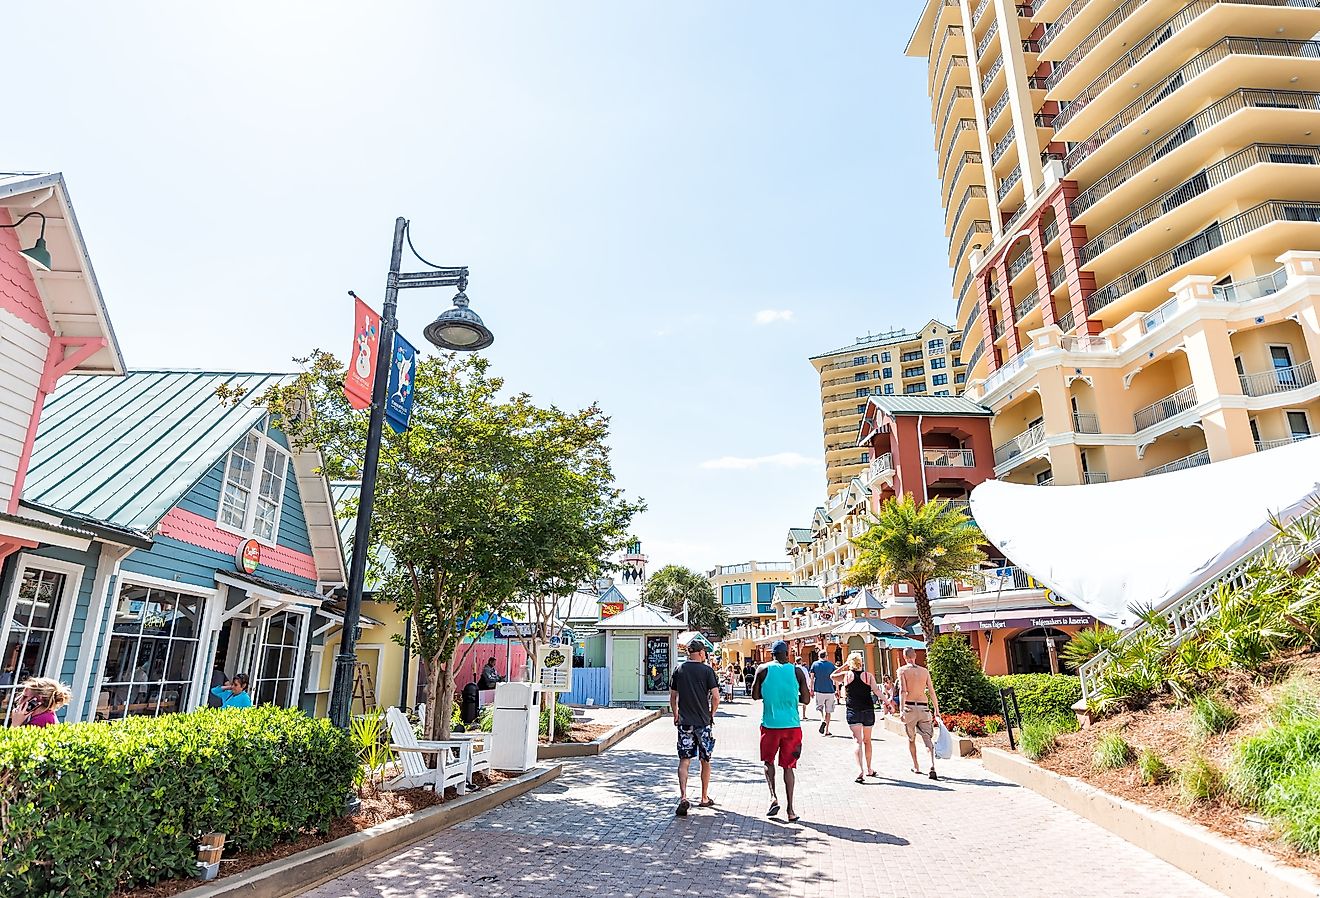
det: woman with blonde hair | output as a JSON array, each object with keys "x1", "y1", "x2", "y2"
[
  {"x1": 830, "y1": 652, "x2": 885, "y2": 783},
  {"x1": 9, "y1": 677, "x2": 71, "y2": 727}
]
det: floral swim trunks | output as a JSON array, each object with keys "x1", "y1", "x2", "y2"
[{"x1": 677, "y1": 724, "x2": 715, "y2": 761}]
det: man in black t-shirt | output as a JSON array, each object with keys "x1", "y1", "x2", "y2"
[{"x1": 669, "y1": 640, "x2": 721, "y2": 817}]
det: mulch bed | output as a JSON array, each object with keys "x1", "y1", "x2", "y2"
[
  {"x1": 1021, "y1": 652, "x2": 1320, "y2": 879},
  {"x1": 114, "y1": 770, "x2": 511, "y2": 898},
  {"x1": 539, "y1": 722, "x2": 614, "y2": 745}
]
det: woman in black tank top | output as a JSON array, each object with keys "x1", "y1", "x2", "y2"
[{"x1": 830, "y1": 651, "x2": 885, "y2": 783}]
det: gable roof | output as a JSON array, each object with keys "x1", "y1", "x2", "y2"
[
  {"x1": 595, "y1": 601, "x2": 686, "y2": 630},
  {"x1": 809, "y1": 319, "x2": 954, "y2": 361},
  {"x1": 772, "y1": 584, "x2": 825, "y2": 607},
  {"x1": 24, "y1": 370, "x2": 290, "y2": 531},
  {"x1": 786, "y1": 527, "x2": 812, "y2": 544},
  {"x1": 866, "y1": 395, "x2": 993, "y2": 417}
]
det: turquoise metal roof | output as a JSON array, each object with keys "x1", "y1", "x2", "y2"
[
  {"x1": 867, "y1": 395, "x2": 992, "y2": 417},
  {"x1": 24, "y1": 370, "x2": 292, "y2": 531}
]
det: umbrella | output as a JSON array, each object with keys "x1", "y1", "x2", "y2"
[{"x1": 831, "y1": 618, "x2": 906, "y2": 637}]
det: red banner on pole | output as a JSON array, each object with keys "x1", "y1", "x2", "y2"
[{"x1": 344, "y1": 297, "x2": 381, "y2": 409}]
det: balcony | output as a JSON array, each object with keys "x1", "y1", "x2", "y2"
[
  {"x1": 1257, "y1": 434, "x2": 1316, "y2": 452},
  {"x1": 1064, "y1": 40, "x2": 1320, "y2": 174},
  {"x1": 994, "y1": 422, "x2": 1046, "y2": 466},
  {"x1": 1088, "y1": 201, "x2": 1320, "y2": 319},
  {"x1": 954, "y1": 221, "x2": 992, "y2": 268},
  {"x1": 1071, "y1": 90, "x2": 1320, "y2": 216},
  {"x1": 1057, "y1": 309, "x2": 1075, "y2": 332},
  {"x1": 1133, "y1": 385, "x2": 1198, "y2": 432},
  {"x1": 1072, "y1": 412, "x2": 1100, "y2": 433},
  {"x1": 1240, "y1": 360, "x2": 1317, "y2": 397},
  {"x1": 972, "y1": 566, "x2": 1037, "y2": 593},
  {"x1": 991, "y1": 127, "x2": 1015, "y2": 164},
  {"x1": 980, "y1": 56, "x2": 1004, "y2": 95},
  {"x1": 924, "y1": 448, "x2": 976, "y2": 468},
  {"x1": 973, "y1": 0, "x2": 991, "y2": 25},
  {"x1": 1145, "y1": 448, "x2": 1211, "y2": 476},
  {"x1": 866, "y1": 453, "x2": 895, "y2": 483},
  {"x1": 943, "y1": 151, "x2": 984, "y2": 208},
  {"x1": 1080, "y1": 144, "x2": 1320, "y2": 266},
  {"x1": 1084, "y1": 471, "x2": 1110, "y2": 484},
  {"x1": 987, "y1": 90, "x2": 1010, "y2": 125},
  {"x1": 937, "y1": 89, "x2": 975, "y2": 149},
  {"x1": 1213, "y1": 266, "x2": 1288, "y2": 302},
  {"x1": 966, "y1": 342, "x2": 985, "y2": 372},
  {"x1": 978, "y1": 20, "x2": 999, "y2": 58},
  {"x1": 936, "y1": 57, "x2": 970, "y2": 121},
  {"x1": 936, "y1": 25, "x2": 967, "y2": 70},
  {"x1": 1047, "y1": 0, "x2": 1176, "y2": 99},
  {"x1": 951, "y1": 184, "x2": 988, "y2": 234},
  {"x1": 1014, "y1": 289, "x2": 1040, "y2": 321},
  {"x1": 997, "y1": 166, "x2": 1023, "y2": 201},
  {"x1": 1040, "y1": 0, "x2": 1087, "y2": 52},
  {"x1": 983, "y1": 345, "x2": 1035, "y2": 395},
  {"x1": 1061, "y1": 334, "x2": 1112, "y2": 352}
]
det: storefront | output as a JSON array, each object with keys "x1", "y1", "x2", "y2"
[
  {"x1": 934, "y1": 609, "x2": 1098, "y2": 675},
  {"x1": 596, "y1": 602, "x2": 685, "y2": 707}
]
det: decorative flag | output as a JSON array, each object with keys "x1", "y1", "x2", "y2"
[
  {"x1": 384, "y1": 332, "x2": 418, "y2": 434},
  {"x1": 344, "y1": 297, "x2": 381, "y2": 410}
]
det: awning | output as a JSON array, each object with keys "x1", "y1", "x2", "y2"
[
  {"x1": 970, "y1": 437, "x2": 1320, "y2": 628},
  {"x1": 877, "y1": 637, "x2": 926, "y2": 650},
  {"x1": 935, "y1": 609, "x2": 1097, "y2": 634},
  {"x1": 831, "y1": 617, "x2": 906, "y2": 637}
]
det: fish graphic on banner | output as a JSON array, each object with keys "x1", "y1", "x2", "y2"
[
  {"x1": 385, "y1": 332, "x2": 418, "y2": 434},
  {"x1": 344, "y1": 296, "x2": 381, "y2": 410}
]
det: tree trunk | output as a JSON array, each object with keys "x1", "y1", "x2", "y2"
[
  {"x1": 914, "y1": 580, "x2": 937, "y2": 657},
  {"x1": 423, "y1": 656, "x2": 445, "y2": 741}
]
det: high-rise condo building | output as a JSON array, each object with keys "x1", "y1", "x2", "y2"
[{"x1": 909, "y1": 0, "x2": 1320, "y2": 485}]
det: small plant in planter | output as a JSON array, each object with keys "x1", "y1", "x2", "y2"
[
  {"x1": 1180, "y1": 754, "x2": 1224, "y2": 805},
  {"x1": 1190, "y1": 693, "x2": 1238, "y2": 738},
  {"x1": 1092, "y1": 732, "x2": 1134, "y2": 770},
  {"x1": 1136, "y1": 748, "x2": 1170, "y2": 786}
]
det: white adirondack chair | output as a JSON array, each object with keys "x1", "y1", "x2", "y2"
[
  {"x1": 449, "y1": 729, "x2": 493, "y2": 784},
  {"x1": 384, "y1": 707, "x2": 470, "y2": 795}
]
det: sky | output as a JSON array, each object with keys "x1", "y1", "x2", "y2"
[{"x1": 7, "y1": 2, "x2": 953, "y2": 574}]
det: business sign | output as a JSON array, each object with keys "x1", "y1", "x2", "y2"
[
  {"x1": 384, "y1": 332, "x2": 418, "y2": 435},
  {"x1": 939, "y1": 613, "x2": 1097, "y2": 633},
  {"x1": 537, "y1": 643, "x2": 573, "y2": 692},
  {"x1": 235, "y1": 539, "x2": 261, "y2": 574},
  {"x1": 599, "y1": 601, "x2": 625, "y2": 619},
  {"x1": 495, "y1": 622, "x2": 539, "y2": 639},
  {"x1": 344, "y1": 297, "x2": 381, "y2": 410}
]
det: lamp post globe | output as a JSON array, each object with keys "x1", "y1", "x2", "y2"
[{"x1": 423, "y1": 291, "x2": 495, "y2": 351}]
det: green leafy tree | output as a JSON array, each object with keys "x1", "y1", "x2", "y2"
[
  {"x1": 255, "y1": 351, "x2": 642, "y2": 740},
  {"x1": 642, "y1": 564, "x2": 729, "y2": 638},
  {"x1": 845, "y1": 494, "x2": 986, "y2": 649}
]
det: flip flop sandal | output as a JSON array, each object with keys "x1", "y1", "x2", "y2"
[
  {"x1": 867, "y1": 771, "x2": 879, "y2": 777},
  {"x1": 675, "y1": 799, "x2": 690, "y2": 817},
  {"x1": 929, "y1": 769, "x2": 940, "y2": 781},
  {"x1": 699, "y1": 798, "x2": 717, "y2": 808},
  {"x1": 854, "y1": 775, "x2": 865, "y2": 784},
  {"x1": 787, "y1": 814, "x2": 801, "y2": 823},
  {"x1": 767, "y1": 801, "x2": 780, "y2": 817}
]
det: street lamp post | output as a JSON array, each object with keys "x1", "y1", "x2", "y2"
[{"x1": 328, "y1": 217, "x2": 495, "y2": 731}]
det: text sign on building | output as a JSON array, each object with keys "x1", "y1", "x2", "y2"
[
  {"x1": 599, "y1": 601, "x2": 625, "y2": 619},
  {"x1": 537, "y1": 644, "x2": 573, "y2": 692},
  {"x1": 236, "y1": 538, "x2": 261, "y2": 574},
  {"x1": 496, "y1": 622, "x2": 539, "y2": 639}
]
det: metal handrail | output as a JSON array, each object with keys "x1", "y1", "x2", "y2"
[
  {"x1": 1049, "y1": 265, "x2": 1066, "y2": 290},
  {"x1": 866, "y1": 453, "x2": 894, "y2": 482},
  {"x1": 936, "y1": 89, "x2": 975, "y2": 152},
  {"x1": 981, "y1": 56, "x2": 1004, "y2": 95},
  {"x1": 983, "y1": 345, "x2": 1035, "y2": 395},
  {"x1": 993, "y1": 421, "x2": 1046, "y2": 466},
  {"x1": 935, "y1": 57, "x2": 971, "y2": 127},
  {"x1": 992, "y1": 127, "x2": 1015, "y2": 163},
  {"x1": 998, "y1": 166, "x2": 1023, "y2": 201},
  {"x1": 1084, "y1": 471, "x2": 1110, "y2": 483},
  {"x1": 1039, "y1": 0, "x2": 1088, "y2": 52},
  {"x1": 1213, "y1": 266, "x2": 1288, "y2": 302},
  {"x1": 1064, "y1": 42, "x2": 1320, "y2": 173},
  {"x1": 1145, "y1": 448, "x2": 1211, "y2": 476},
  {"x1": 1008, "y1": 248, "x2": 1033, "y2": 280},
  {"x1": 954, "y1": 221, "x2": 992, "y2": 267},
  {"x1": 1015, "y1": 289, "x2": 1040, "y2": 320},
  {"x1": 1049, "y1": 0, "x2": 1180, "y2": 96},
  {"x1": 1081, "y1": 144, "x2": 1320, "y2": 264},
  {"x1": 972, "y1": 566, "x2": 1036, "y2": 593},
  {"x1": 1043, "y1": 219, "x2": 1060, "y2": 243},
  {"x1": 951, "y1": 185, "x2": 989, "y2": 239},
  {"x1": 978, "y1": 19, "x2": 999, "y2": 57},
  {"x1": 1134, "y1": 384, "x2": 1198, "y2": 432},
  {"x1": 973, "y1": 0, "x2": 992, "y2": 25},
  {"x1": 988, "y1": 91, "x2": 1010, "y2": 125},
  {"x1": 924, "y1": 448, "x2": 976, "y2": 467},
  {"x1": 1088, "y1": 200, "x2": 1320, "y2": 317},
  {"x1": 935, "y1": 25, "x2": 966, "y2": 70},
  {"x1": 966, "y1": 342, "x2": 985, "y2": 371},
  {"x1": 943, "y1": 151, "x2": 983, "y2": 209},
  {"x1": 1257, "y1": 434, "x2": 1316, "y2": 451},
  {"x1": 1072, "y1": 90, "x2": 1320, "y2": 215},
  {"x1": 1072, "y1": 412, "x2": 1100, "y2": 433},
  {"x1": 1239, "y1": 360, "x2": 1316, "y2": 397},
  {"x1": 1056, "y1": 309, "x2": 1075, "y2": 331}
]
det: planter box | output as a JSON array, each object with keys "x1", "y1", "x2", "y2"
[
  {"x1": 982, "y1": 747, "x2": 1320, "y2": 898},
  {"x1": 537, "y1": 710, "x2": 661, "y2": 759}
]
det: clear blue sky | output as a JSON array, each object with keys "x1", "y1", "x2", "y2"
[{"x1": 8, "y1": 2, "x2": 952, "y2": 573}]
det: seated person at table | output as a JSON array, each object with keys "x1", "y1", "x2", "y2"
[
  {"x1": 478, "y1": 658, "x2": 503, "y2": 691},
  {"x1": 210, "y1": 674, "x2": 253, "y2": 709}
]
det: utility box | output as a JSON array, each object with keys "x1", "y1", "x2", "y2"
[{"x1": 491, "y1": 681, "x2": 542, "y2": 772}]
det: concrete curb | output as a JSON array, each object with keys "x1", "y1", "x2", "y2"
[
  {"x1": 181, "y1": 765, "x2": 562, "y2": 898},
  {"x1": 981, "y1": 747, "x2": 1320, "y2": 898},
  {"x1": 879, "y1": 715, "x2": 976, "y2": 756},
  {"x1": 538, "y1": 710, "x2": 661, "y2": 759}
]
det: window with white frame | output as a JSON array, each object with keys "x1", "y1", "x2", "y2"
[
  {"x1": 97, "y1": 584, "x2": 206, "y2": 720},
  {"x1": 253, "y1": 610, "x2": 305, "y2": 707},
  {"x1": 0, "y1": 566, "x2": 71, "y2": 723},
  {"x1": 219, "y1": 424, "x2": 290, "y2": 543},
  {"x1": 928, "y1": 338, "x2": 945, "y2": 354}
]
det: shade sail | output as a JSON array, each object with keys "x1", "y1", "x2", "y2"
[{"x1": 969, "y1": 438, "x2": 1320, "y2": 629}]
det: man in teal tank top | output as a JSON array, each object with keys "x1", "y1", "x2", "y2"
[{"x1": 752, "y1": 640, "x2": 810, "y2": 822}]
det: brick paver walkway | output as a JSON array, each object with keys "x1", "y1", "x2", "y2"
[{"x1": 307, "y1": 700, "x2": 1223, "y2": 897}]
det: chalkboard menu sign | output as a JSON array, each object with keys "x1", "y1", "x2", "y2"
[{"x1": 644, "y1": 635, "x2": 671, "y2": 693}]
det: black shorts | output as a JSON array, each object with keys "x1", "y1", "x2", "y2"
[{"x1": 846, "y1": 707, "x2": 876, "y2": 728}]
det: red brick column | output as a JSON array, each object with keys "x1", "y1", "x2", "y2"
[
  {"x1": 974, "y1": 272, "x2": 1002, "y2": 372},
  {"x1": 1027, "y1": 218, "x2": 1057, "y2": 328},
  {"x1": 993, "y1": 260, "x2": 1021, "y2": 356},
  {"x1": 1050, "y1": 182, "x2": 1100, "y2": 335}
]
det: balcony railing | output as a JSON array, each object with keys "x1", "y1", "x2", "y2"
[
  {"x1": 1088, "y1": 201, "x2": 1320, "y2": 318},
  {"x1": 1042, "y1": 218, "x2": 1059, "y2": 244},
  {"x1": 994, "y1": 421, "x2": 1046, "y2": 466},
  {"x1": 993, "y1": 317, "x2": 1006, "y2": 338},
  {"x1": 1081, "y1": 144, "x2": 1320, "y2": 265},
  {"x1": 1049, "y1": 265, "x2": 1066, "y2": 291},
  {"x1": 1008, "y1": 248, "x2": 1033, "y2": 280},
  {"x1": 1213, "y1": 265, "x2": 1288, "y2": 302},
  {"x1": 1145, "y1": 448, "x2": 1211, "y2": 476},
  {"x1": 1072, "y1": 412, "x2": 1099, "y2": 433},
  {"x1": 973, "y1": 0, "x2": 991, "y2": 24},
  {"x1": 1014, "y1": 289, "x2": 1040, "y2": 320},
  {"x1": 966, "y1": 342, "x2": 985, "y2": 371},
  {"x1": 936, "y1": 90, "x2": 975, "y2": 150},
  {"x1": 944, "y1": 151, "x2": 983, "y2": 208},
  {"x1": 1240, "y1": 360, "x2": 1317, "y2": 397},
  {"x1": 936, "y1": 56, "x2": 970, "y2": 120},
  {"x1": 992, "y1": 127, "x2": 1015, "y2": 163},
  {"x1": 936, "y1": 25, "x2": 966, "y2": 67},
  {"x1": 1084, "y1": 471, "x2": 1110, "y2": 484},
  {"x1": 981, "y1": 56, "x2": 1004, "y2": 95},
  {"x1": 1048, "y1": 0, "x2": 1175, "y2": 97},
  {"x1": 983, "y1": 345, "x2": 1035, "y2": 395},
  {"x1": 997, "y1": 166, "x2": 1023, "y2": 201},
  {"x1": 1039, "y1": 0, "x2": 1087, "y2": 52},
  {"x1": 1257, "y1": 434, "x2": 1316, "y2": 452},
  {"x1": 1061, "y1": 334, "x2": 1112, "y2": 352},
  {"x1": 952, "y1": 184, "x2": 989, "y2": 233},
  {"x1": 1064, "y1": 40, "x2": 1320, "y2": 174},
  {"x1": 1134, "y1": 384, "x2": 1198, "y2": 432},
  {"x1": 988, "y1": 90, "x2": 1010, "y2": 125},
  {"x1": 1141, "y1": 296, "x2": 1180, "y2": 334},
  {"x1": 924, "y1": 448, "x2": 976, "y2": 468},
  {"x1": 973, "y1": 566, "x2": 1037, "y2": 593},
  {"x1": 978, "y1": 20, "x2": 999, "y2": 57},
  {"x1": 1071, "y1": 90, "x2": 1320, "y2": 216},
  {"x1": 955, "y1": 221, "x2": 992, "y2": 266},
  {"x1": 867, "y1": 453, "x2": 895, "y2": 482},
  {"x1": 1056, "y1": 309, "x2": 1075, "y2": 331}
]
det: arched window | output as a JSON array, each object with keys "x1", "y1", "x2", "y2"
[{"x1": 1008, "y1": 627, "x2": 1072, "y2": 675}]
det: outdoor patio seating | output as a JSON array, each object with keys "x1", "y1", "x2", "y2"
[{"x1": 384, "y1": 706, "x2": 471, "y2": 795}]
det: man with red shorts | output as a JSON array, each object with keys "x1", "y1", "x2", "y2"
[{"x1": 752, "y1": 640, "x2": 810, "y2": 822}]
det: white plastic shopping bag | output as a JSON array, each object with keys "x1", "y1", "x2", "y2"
[{"x1": 933, "y1": 717, "x2": 954, "y2": 760}]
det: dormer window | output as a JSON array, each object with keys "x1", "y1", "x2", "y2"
[{"x1": 218, "y1": 422, "x2": 289, "y2": 543}]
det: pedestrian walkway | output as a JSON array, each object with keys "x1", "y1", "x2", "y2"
[{"x1": 306, "y1": 700, "x2": 1224, "y2": 897}]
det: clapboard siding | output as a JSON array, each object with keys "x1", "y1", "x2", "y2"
[{"x1": 0, "y1": 306, "x2": 48, "y2": 507}]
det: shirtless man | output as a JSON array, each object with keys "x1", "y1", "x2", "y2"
[{"x1": 897, "y1": 647, "x2": 942, "y2": 780}]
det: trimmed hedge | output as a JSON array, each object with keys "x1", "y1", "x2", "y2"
[
  {"x1": 0, "y1": 706, "x2": 354, "y2": 898},
  {"x1": 990, "y1": 673, "x2": 1082, "y2": 722},
  {"x1": 928, "y1": 634, "x2": 1000, "y2": 714}
]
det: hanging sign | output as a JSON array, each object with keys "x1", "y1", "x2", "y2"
[
  {"x1": 537, "y1": 643, "x2": 573, "y2": 692},
  {"x1": 344, "y1": 297, "x2": 381, "y2": 410},
  {"x1": 235, "y1": 538, "x2": 261, "y2": 574},
  {"x1": 599, "y1": 601, "x2": 625, "y2": 619},
  {"x1": 384, "y1": 333, "x2": 418, "y2": 434}
]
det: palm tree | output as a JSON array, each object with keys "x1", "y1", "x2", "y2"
[{"x1": 845, "y1": 494, "x2": 986, "y2": 647}]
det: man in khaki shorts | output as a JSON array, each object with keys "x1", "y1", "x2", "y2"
[{"x1": 897, "y1": 647, "x2": 942, "y2": 780}]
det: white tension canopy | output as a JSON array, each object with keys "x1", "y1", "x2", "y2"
[{"x1": 969, "y1": 438, "x2": 1320, "y2": 629}]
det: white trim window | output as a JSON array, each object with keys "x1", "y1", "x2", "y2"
[
  {"x1": 219, "y1": 423, "x2": 290, "y2": 543},
  {"x1": 253, "y1": 609, "x2": 306, "y2": 707},
  {"x1": 96, "y1": 583, "x2": 207, "y2": 720},
  {"x1": 0, "y1": 563, "x2": 78, "y2": 723}
]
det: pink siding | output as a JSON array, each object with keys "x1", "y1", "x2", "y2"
[
  {"x1": 0, "y1": 209, "x2": 52, "y2": 337},
  {"x1": 157, "y1": 507, "x2": 319, "y2": 580},
  {"x1": 451, "y1": 643, "x2": 530, "y2": 691}
]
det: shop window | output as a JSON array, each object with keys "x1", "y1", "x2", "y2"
[
  {"x1": 97, "y1": 584, "x2": 205, "y2": 720},
  {"x1": 1008, "y1": 627, "x2": 1072, "y2": 674},
  {"x1": 219, "y1": 424, "x2": 290, "y2": 543},
  {"x1": 253, "y1": 610, "x2": 306, "y2": 707},
  {"x1": 0, "y1": 566, "x2": 71, "y2": 723}
]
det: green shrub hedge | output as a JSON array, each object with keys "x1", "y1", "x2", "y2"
[
  {"x1": 990, "y1": 673, "x2": 1081, "y2": 722},
  {"x1": 0, "y1": 706, "x2": 354, "y2": 898},
  {"x1": 928, "y1": 634, "x2": 1000, "y2": 714}
]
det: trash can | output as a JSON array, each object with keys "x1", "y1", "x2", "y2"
[
  {"x1": 491, "y1": 681, "x2": 542, "y2": 772},
  {"x1": 461, "y1": 681, "x2": 480, "y2": 725}
]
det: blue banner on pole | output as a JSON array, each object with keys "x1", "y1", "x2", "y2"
[{"x1": 384, "y1": 333, "x2": 417, "y2": 434}]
